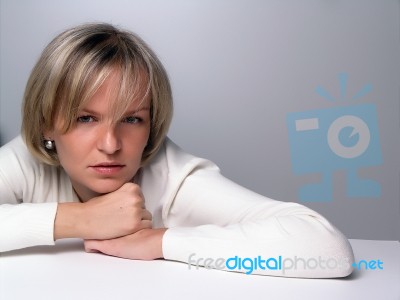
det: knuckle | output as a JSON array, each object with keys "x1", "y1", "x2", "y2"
[
  {"x1": 144, "y1": 209, "x2": 152, "y2": 220},
  {"x1": 122, "y1": 183, "x2": 141, "y2": 194},
  {"x1": 121, "y1": 182, "x2": 133, "y2": 190},
  {"x1": 143, "y1": 220, "x2": 152, "y2": 229},
  {"x1": 126, "y1": 216, "x2": 141, "y2": 231},
  {"x1": 131, "y1": 221, "x2": 141, "y2": 232}
]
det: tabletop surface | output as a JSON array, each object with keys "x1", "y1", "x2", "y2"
[{"x1": 1, "y1": 239, "x2": 399, "y2": 300}]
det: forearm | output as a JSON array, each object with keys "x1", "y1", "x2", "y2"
[
  {"x1": 1, "y1": 201, "x2": 101, "y2": 252},
  {"x1": 84, "y1": 228, "x2": 167, "y2": 260},
  {"x1": 161, "y1": 164, "x2": 354, "y2": 278},
  {"x1": 54, "y1": 202, "x2": 85, "y2": 240},
  {"x1": 0, "y1": 203, "x2": 57, "y2": 252},
  {"x1": 162, "y1": 218, "x2": 354, "y2": 278}
]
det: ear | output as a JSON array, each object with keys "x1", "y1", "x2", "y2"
[{"x1": 43, "y1": 128, "x2": 54, "y2": 140}]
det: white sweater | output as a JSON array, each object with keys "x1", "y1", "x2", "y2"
[{"x1": 0, "y1": 136, "x2": 354, "y2": 277}]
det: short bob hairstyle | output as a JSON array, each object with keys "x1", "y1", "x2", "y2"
[{"x1": 22, "y1": 22, "x2": 173, "y2": 166}]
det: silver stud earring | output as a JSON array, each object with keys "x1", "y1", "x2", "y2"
[{"x1": 44, "y1": 140, "x2": 55, "y2": 150}]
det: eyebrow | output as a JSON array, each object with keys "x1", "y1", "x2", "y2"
[
  {"x1": 124, "y1": 107, "x2": 150, "y2": 114},
  {"x1": 79, "y1": 107, "x2": 150, "y2": 115}
]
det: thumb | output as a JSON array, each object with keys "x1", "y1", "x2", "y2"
[{"x1": 84, "y1": 240, "x2": 103, "y2": 253}]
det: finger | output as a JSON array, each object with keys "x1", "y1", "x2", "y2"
[
  {"x1": 141, "y1": 209, "x2": 152, "y2": 221},
  {"x1": 84, "y1": 240, "x2": 106, "y2": 254},
  {"x1": 139, "y1": 190, "x2": 145, "y2": 201},
  {"x1": 139, "y1": 219, "x2": 153, "y2": 230},
  {"x1": 85, "y1": 239, "x2": 124, "y2": 258},
  {"x1": 140, "y1": 196, "x2": 146, "y2": 209}
]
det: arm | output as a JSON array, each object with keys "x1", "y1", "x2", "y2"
[
  {"x1": 84, "y1": 159, "x2": 354, "y2": 278},
  {"x1": 0, "y1": 136, "x2": 59, "y2": 252},
  {"x1": 161, "y1": 162, "x2": 355, "y2": 278},
  {"x1": 83, "y1": 140, "x2": 354, "y2": 278},
  {"x1": 0, "y1": 203, "x2": 58, "y2": 252},
  {"x1": 0, "y1": 136, "x2": 151, "y2": 252},
  {"x1": 0, "y1": 181, "x2": 152, "y2": 252}
]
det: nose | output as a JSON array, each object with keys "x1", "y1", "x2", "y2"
[{"x1": 97, "y1": 125, "x2": 121, "y2": 154}]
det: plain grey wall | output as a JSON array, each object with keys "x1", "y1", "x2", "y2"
[{"x1": 0, "y1": 0, "x2": 399, "y2": 240}]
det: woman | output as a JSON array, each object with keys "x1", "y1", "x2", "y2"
[{"x1": 0, "y1": 23, "x2": 354, "y2": 277}]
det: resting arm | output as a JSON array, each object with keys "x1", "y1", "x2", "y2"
[
  {"x1": 85, "y1": 162, "x2": 354, "y2": 278},
  {"x1": 0, "y1": 136, "x2": 152, "y2": 252},
  {"x1": 161, "y1": 163, "x2": 354, "y2": 278},
  {"x1": 0, "y1": 183, "x2": 153, "y2": 252}
]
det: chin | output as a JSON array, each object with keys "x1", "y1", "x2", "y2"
[{"x1": 90, "y1": 180, "x2": 127, "y2": 194}]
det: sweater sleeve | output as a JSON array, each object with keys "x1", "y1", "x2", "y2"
[
  {"x1": 161, "y1": 158, "x2": 355, "y2": 278},
  {"x1": 0, "y1": 136, "x2": 61, "y2": 252},
  {"x1": 0, "y1": 203, "x2": 58, "y2": 252}
]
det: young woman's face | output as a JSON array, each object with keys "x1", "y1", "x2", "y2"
[{"x1": 46, "y1": 72, "x2": 151, "y2": 201}]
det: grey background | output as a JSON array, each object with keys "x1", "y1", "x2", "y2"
[{"x1": 0, "y1": 0, "x2": 399, "y2": 240}]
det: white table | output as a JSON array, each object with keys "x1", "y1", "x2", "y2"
[{"x1": 1, "y1": 239, "x2": 399, "y2": 300}]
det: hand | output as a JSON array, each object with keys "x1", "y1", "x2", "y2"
[
  {"x1": 84, "y1": 228, "x2": 167, "y2": 260},
  {"x1": 55, "y1": 183, "x2": 152, "y2": 240}
]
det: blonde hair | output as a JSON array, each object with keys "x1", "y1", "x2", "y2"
[{"x1": 22, "y1": 23, "x2": 173, "y2": 166}]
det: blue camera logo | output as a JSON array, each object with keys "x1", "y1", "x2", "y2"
[{"x1": 286, "y1": 74, "x2": 383, "y2": 202}]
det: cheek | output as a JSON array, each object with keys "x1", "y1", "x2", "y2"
[
  {"x1": 124, "y1": 125, "x2": 150, "y2": 149},
  {"x1": 54, "y1": 135, "x2": 85, "y2": 165},
  {"x1": 127, "y1": 135, "x2": 148, "y2": 157}
]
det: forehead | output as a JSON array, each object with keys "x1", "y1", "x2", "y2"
[{"x1": 82, "y1": 68, "x2": 151, "y2": 112}]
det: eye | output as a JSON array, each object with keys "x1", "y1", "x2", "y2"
[
  {"x1": 123, "y1": 116, "x2": 142, "y2": 124},
  {"x1": 77, "y1": 115, "x2": 95, "y2": 123}
]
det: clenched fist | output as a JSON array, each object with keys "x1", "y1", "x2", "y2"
[{"x1": 54, "y1": 183, "x2": 152, "y2": 240}]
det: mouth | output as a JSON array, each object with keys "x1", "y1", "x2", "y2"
[{"x1": 90, "y1": 163, "x2": 125, "y2": 175}]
